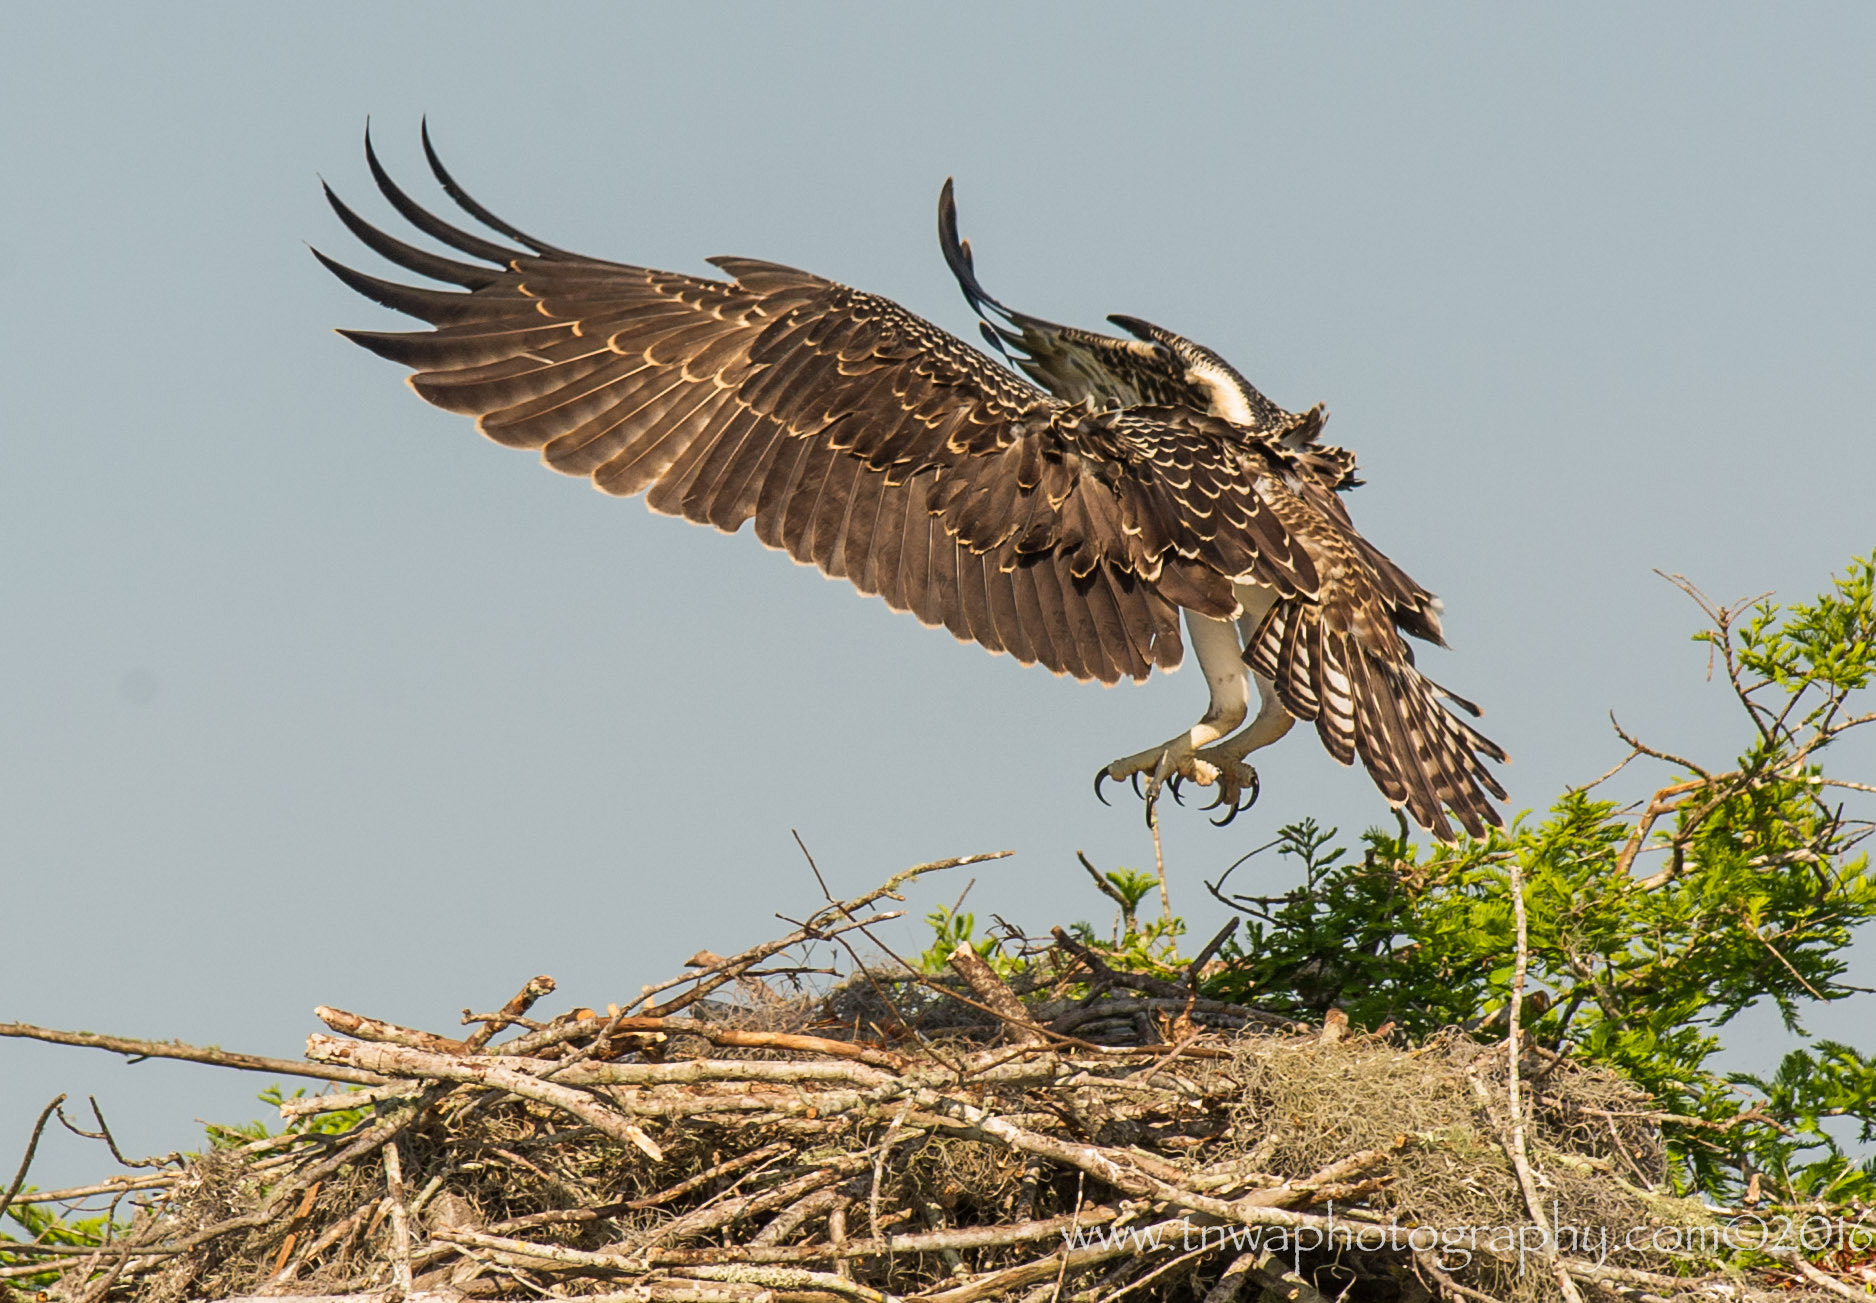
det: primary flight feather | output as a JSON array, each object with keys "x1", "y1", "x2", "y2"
[{"x1": 319, "y1": 126, "x2": 1508, "y2": 840}]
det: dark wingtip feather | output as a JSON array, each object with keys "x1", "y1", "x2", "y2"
[
  {"x1": 322, "y1": 180, "x2": 496, "y2": 288},
  {"x1": 418, "y1": 119, "x2": 566, "y2": 255},
  {"x1": 364, "y1": 122, "x2": 527, "y2": 266},
  {"x1": 336, "y1": 325, "x2": 438, "y2": 364},
  {"x1": 311, "y1": 246, "x2": 489, "y2": 324}
]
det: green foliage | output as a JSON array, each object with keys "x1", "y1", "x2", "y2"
[
  {"x1": 1197, "y1": 554, "x2": 1876, "y2": 1205},
  {"x1": 200, "y1": 1084, "x2": 372, "y2": 1148},
  {"x1": 1102, "y1": 868, "x2": 1161, "y2": 923},
  {"x1": 919, "y1": 867, "x2": 1188, "y2": 980},
  {"x1": 0, "y1": 1199, "x2": 127, "y2": 1291},
  {"x1": 916, "y1": 905, "x2": 1000, "y2": 973},
  {"x1": 1065, "y1": 908, "x2": 1187, "y2": 977}
]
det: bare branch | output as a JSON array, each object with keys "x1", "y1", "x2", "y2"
[{"x1": 0, "y1": 1093, "x2": 65, "y2": 1229}]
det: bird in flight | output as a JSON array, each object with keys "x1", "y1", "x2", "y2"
[{"x1": 318, "y1": 127, "x2": 1508, "y2": 840}]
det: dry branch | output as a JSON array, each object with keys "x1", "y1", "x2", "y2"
[{"x1": 0, "y1": 1022, "x2": 386, "y2": 1085}]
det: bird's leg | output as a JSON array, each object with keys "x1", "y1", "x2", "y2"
[
  {"x1": 1182, "y1": 670, "x2": 1295, "y2": 823},
  {"x1": 1096, "y1": 614, "x2": 1249, "y2": 821},
  {"x1": 1174, "y1": 593, "x2": 1297, "y2": 824}
]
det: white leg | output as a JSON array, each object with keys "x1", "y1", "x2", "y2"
[
  {"x1": 1097, "y1": 613, "x2": 1250, "y2": 811},
  {"x1": 1198, "y1": 669, "x2": 1295, "y2": 764},
  {"x1": 1222, "y1": 586, "x2": 1296, "y2": 758},
  {"x1": 1184, "y1": 613, "x2": 1253, "y2": 750},
  {"x1": 1215, "y1": 583, "x2": 1296, "y2": 757}
]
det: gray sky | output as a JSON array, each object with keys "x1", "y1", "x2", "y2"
[{"x1": 4, "y1": 4, "x2": 1873, "y2": 1191}]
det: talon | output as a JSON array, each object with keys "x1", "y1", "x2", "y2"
[
  {"x1": 1210, "y1": 769, "x2": 1260, "y2": 827},
  {"x1": 1094, "y1": 768, "x2": 1113, "y2": 806},
  {"x1": 1167, "y1": 775, "x2": 1187, "y2": 806},
  {"x1": 1130, "y1": 773, "x2": 1146, "y2": 801}
]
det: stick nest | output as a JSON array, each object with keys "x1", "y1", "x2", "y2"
[{"x1": 1, "y1": 858, "x2": 1837, "y2": 1303}]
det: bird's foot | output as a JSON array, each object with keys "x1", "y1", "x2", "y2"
[{"x1": 1094, "y1": 739, "x2": 1261, "y2": 827}]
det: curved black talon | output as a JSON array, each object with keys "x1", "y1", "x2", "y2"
[
  {"x1": 1209, "y1": 770, "x2": 1262, "y2": 827},
  {"x1": 1093, "y1": 767, "x2": 1113, "y2": 806},
  {"x1": 1130, "y1": 772, "x2": 1147, "y2": 801},
  {"x1": 1167, "y1": 774, "x2": 1187, "y2": 806}
]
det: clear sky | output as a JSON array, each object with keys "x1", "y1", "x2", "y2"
[{"x1": 4, "y1": 4, "x2": 1873, "y2": 1190}]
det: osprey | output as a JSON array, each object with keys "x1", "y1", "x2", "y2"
[{"x1": 319, "y1": 128, "x2": 1508, "y2": 840}]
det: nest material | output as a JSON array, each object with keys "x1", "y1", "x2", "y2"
[{"x1": 0, "y1": 858, "x2": 1845, "y2": 1303}]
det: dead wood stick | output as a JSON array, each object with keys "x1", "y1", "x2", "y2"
[
  {"x1": 547, "y1": 1057, "x2": 897, "y2": 1089},
  {"x1": 278, "y1": 1082, "x2": 424, "y2": 1119},
  {"x1": 0, "y1": 1241, "x2": 181, "y2": 1260},
  {"x1": 1235, "y1": 1252, "x2": 1331, "y2": 1303},
  {"x1": 463, "y1": 974, "x2": 557, "y2": 1050},
  {"x1": 67, "y1": 1245, "x2": 133, "y2": 1303},
  {"x1": 659, "y1": 1205, "x2": 1126, "y2": 1264},
  {"x1": 1790, "y1": 1258, "x2": 1869, "y2": 1303},
  {"x1": 315, "y1": 1006, "x2": 470, "y2": 1054},
  {"x1": 435, "y1": 1160, "x2": 765, "y2": 1239},
  {"x1": 382, "y1": 1138, "x2": 414, "y2": 1296},
  {"x1": 433, "y1": 1229, "x2": 893, "y2": 1303},
  {"x1": 1185, "y1": 918, "x2": 1240, "y2": 989},
  {"x1": 496, "y1": 1009, "x2": 908, "y2": 1069},
  {"x1": 623, "y1": 1142, "x2": 795, "y2": 1211},
  {"x1": 1045, "y1": 931, "x2": 1303, "y2": 1032},
  {"x1": 535, "y1": 1015, "x2": 911, "y2": 1070},
  {"x1": 1557, "y1": 1257, "x2": 1764, "y2": 1298},
  {"x1": 205, "y1": 1296, "x2": 467, "y2": 1303},
  {"x1": 273, "y1": 1199, "x2": 379, "y2": 1285},
  {"x1": 0, "y1": 1022, "x2": 388, "y2": 1086},
  {"x1": 1201, "y1": 1252, "x2": 1260, "y2": 1303},
  {"x1": 1414, "y1": 1249, "x2": 1507, "y2": 1303},
  {"x1": 913, "y1": 1089, "x2": 1416, "y2": 1238},
  {"x1": 0, "y1": 1172, "x2": 174, "y2": 1206},
  {"x1": 828, "y1": 1199, "x2": 851, "y2": 1280},
  {"x1": 1501, "y1": 853, "x2": 1586, "y2": 1303},
  {"x1": 672, "y1": 1263, "x2": 889, "y2": 1303},
  {"x1": 1242, "y1": 1146, "x2": 1399, "y2": 1205},
  {"x1": 752, "y1": 1187, "x2": 846, "y2": 1245},
  {"x1": 267, "y1": 1179, "x2": 323, "y2": 1278},
  {"x1": 947, "y1": 944, "x2": 1046, "y2": 1045},
  {"x1": 1050, "y1": 998, "x2": 1263, "y2": 1037},
  {"x1": 304, "y1": 1037, "x2": 896, "y2": 1121},
  {"x1": 0, "y1": 1093, "x2": 66, "y2": 1228},
  {"x1": 65, "y1": 1095, "x2": 179, "y2": 1171},
  {"x1": 617, "y1": 1163, "x2": 857, "y2": 1251},
  {"x1": 305, "y1": 1035, "x2": 664, "y2": 1162},
  {"x1": 913, "y1": 1220, "x2": 1190, "y2": 1303}
]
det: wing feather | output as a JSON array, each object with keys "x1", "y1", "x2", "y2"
[{"x1": 895, "y1": 484, "x2": 939, "y2": 627}]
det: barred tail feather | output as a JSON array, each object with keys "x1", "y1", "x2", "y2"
[{"x1": 1248, "y1": 600, "x2": 1507, "y2": 840}]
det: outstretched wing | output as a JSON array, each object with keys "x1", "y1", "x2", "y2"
[{"x1": 319, "y1": 128, "x2": 1332, "y2": 688}]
